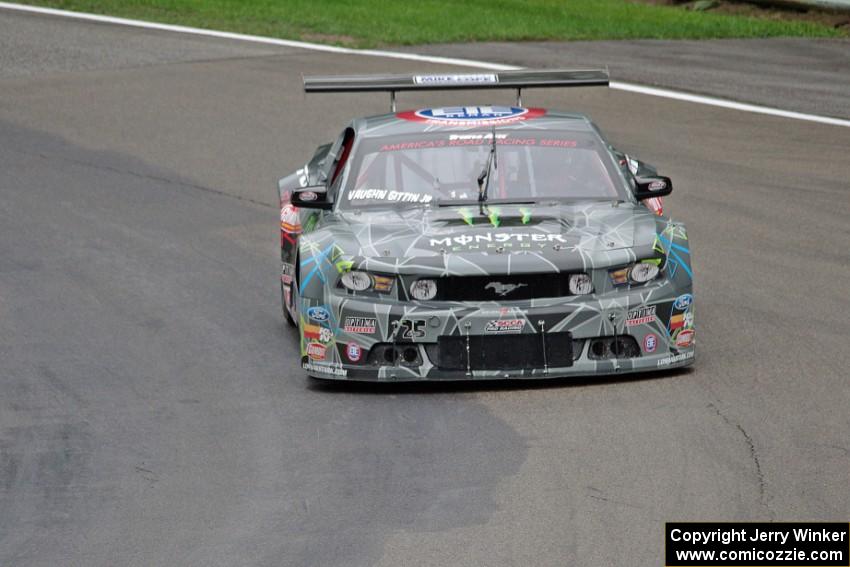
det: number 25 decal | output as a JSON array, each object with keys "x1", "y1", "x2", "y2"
[{"x1": 398, "y1": 319, "x2": 426, "y2": 339}]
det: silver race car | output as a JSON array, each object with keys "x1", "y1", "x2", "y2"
[{"x1": 278, "y1": 70, "x2": 694, "y2": 381}]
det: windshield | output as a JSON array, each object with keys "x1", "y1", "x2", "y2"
[{"x1": 338, "y1": 130, "x2": 626, "y2": 209}]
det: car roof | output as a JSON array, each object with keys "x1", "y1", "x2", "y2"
[{"x1": 351, "y1": 107, "x2": 597, "y2": 139}]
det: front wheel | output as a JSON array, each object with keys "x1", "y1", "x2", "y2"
[{"x1": 282, "y1": 279, "x2": 296, "y2": 327}]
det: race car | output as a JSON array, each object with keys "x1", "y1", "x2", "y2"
[{"x1": 278, "y1": 69, "x2": 694, "y2": 381}]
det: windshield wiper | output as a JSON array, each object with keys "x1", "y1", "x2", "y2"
[{"x1": 476, "y1": 124, "x2": 497, "y2": 210}]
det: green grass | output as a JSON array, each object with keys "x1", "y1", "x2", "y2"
[{"x1": 19, "y1": 0, "x2": 842, "y2": 46}]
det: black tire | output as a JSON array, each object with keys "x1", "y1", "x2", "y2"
[
  {"x1": 285, "y1": 251, "x2": 303, "y2": 328},
  {"x1": 282, "y1": 279, "x2": 296, "y2": 327}
]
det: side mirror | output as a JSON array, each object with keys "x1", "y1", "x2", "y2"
[
  {"x1": 291, "y1": 185, "x2": 333, "y2": 210},
  {"x1": 634, "y1": 175, "x2": 672, "y2": 200}
]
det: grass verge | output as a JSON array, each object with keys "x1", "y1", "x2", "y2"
[{"x1": 13, "y1": 0, "x2": 844, "y2": 47}]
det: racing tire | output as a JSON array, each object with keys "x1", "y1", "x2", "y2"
[{"x1": 282, "y1": 279, "x2": 296, "y2": 327}]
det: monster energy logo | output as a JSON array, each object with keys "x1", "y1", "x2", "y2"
[{"x1": 429, "y1": 233, "x2": 566, "y2": 248}]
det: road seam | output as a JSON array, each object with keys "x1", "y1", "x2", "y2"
[
  {"x1": 708, "y1": 402, "x2": 774, "y2": 520},
  {"x1": 1, "y1": 1, "x2": 848, "y2": 128}
]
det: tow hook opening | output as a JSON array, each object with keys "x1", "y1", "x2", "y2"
[
  {"x1": 367, "y1": 344, "x2": 422, "y2": 367},
  {"x1": 588, "y1": 336, "x2": 640, "y2": 360}
]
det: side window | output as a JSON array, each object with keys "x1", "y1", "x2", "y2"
[
  {"x1": 328, "y1": 128, "x2": 355, "y2": 197},
  {"x1": 306, "y1": 143, "x2": 332, "y2": 186}
]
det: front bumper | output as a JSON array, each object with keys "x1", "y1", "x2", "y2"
[{"x1": 299, "y1": 283, "x2": 695, "y2": 382}]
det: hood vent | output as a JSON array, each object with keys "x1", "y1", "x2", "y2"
[{"x1": 437, "y1": 216, "x2": 558, "y2": 228}]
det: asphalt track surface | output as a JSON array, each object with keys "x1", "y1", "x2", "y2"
[
  {"x1": 404, "y1": 38, "x2": 850, "y2": 121},
  {"x1": 1, "y1": 9, "x2": 849, "y2": 567}
]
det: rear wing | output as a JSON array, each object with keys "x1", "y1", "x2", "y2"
[{"x1": 302, "y1": 68, "x2": 609, "y2": 111}]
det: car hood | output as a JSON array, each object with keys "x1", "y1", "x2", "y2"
[{"x1": 320, "y1": 201, "x2": 660, "y2": 275}]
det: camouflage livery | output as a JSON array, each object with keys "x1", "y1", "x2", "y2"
[{"x1": 278, "y1": 108, "x2": 694, "y2": 381}]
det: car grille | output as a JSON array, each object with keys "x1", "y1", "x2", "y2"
[
  {"x1": 427, "y1": 332, "x2": 575, "y2": 371},
  {"x1": 432, "y1": 274, "x2": 573, "y2": 302}
]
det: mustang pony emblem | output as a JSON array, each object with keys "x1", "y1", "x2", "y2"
[{"x1": 485, "y1": 282, "x2": 528, "y2": 296}]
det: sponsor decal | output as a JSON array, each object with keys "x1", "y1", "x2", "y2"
[
  {"x1": 417, "y1": 106, "x2": 526, "y2": 121},
  {"x1": 648, "y1": 180, "x2": 667, "y2": 192},
  {"x1": 299, "y1": 191, "x2": 318, "y2": 202},
  {"x1": 280, "y1": 204, "x2": 301, "y2": 233},
  {"x1": 643, "y1": 333, "x2": 658, "y2": 353},
  {"x1": 304, "y1": 324, "x2": 334, "y2": 343},
  {"x1": 397, "y1": 107, "x2": 545, "y2": 125},
  {"x1": 376, "y1": 135, "x2": 575, "y2": 152},
  {"x1": 344, "y1": 317, "x2": 377, "y2": 334},
  {"x1": 669, "y1": 313, "x2": 689, "y2": 332},
  {"x1": 538, "y1": 139, "x2": 578, "y2": 148},
  {"x1": 485, "y1": 319, "x2": 525, "y2": 334},
  {"x1": 303, "y1": 361, "x2": 347, "y2": 377},
  {"x1": 429, "y1": 232, "x2": 566, "y2": 249},
  {"x1": 347, "y1": 188, "x2": 433, "y2": 204},
  {"x1": 306, "y1": 306, "x2": 330, "y2": 323},
  {"x1": 412, "y1": 73, "x2": 498, "y2": 86},
  {"x1": 675, "y1": 329, "x2": 695, "y2": 348},
  {"x1": 673, "y1": 293, "x2": 693, "y2": 310},
  {"x1": 656, "y1": 351, "x2": 695, "y2": 367},
  {"x1": 306, "y1": 342, "x2": 327, "y2": 361},
  {"x1": 683, "y1": 310, "x2": 695, "y2": 329},
  {"x1": 281, "y1": 263, "x2": 294, "y2": 285},
  {"x1": 485, "y1": 282, "x2": 528, "y2": 297},
  {"x1": 626, "y1": 305, "x2": 657, "y2": 327},
  {"x1": 380, "y1": 140, "x2": 447, "y2": 151},
  {"x1": 450, "y1": 133, "x2": 507, "y2": 141},
  {"x1": 448, "y1": 135, "x2": 539, "y2": 147},
  {"x1": 345, "y1": 342, "x2": 362, "y2": 362}
]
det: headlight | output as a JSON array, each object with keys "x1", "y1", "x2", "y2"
[
  {"x1": 340, "y1": 271, "x2": 371, "y2": 291},
  {"x1": 410, "y1": 279, "x2": 438, "y2": 301},
  {"x1": 339, "y1": 271, "x2": 395, "y2": 293},
  {"x1": 609, "y1": 259, "x2": 662, "y2": 286},
  {"x1": 629, "y1": 262, "x2": 659, "y2": 283},
  {"x1": 568, "y1": 273, "x2": 593, "y2": 295}
]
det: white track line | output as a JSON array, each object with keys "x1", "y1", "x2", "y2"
[
  {"x1": 2, "y1": 1, "x2": 849, "y2": 128},
  {"x1": 609, "y1": 81, "x2": 850, "y2": 127}
]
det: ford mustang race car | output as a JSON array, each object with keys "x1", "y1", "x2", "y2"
[{"x1": 278, "y1": 69, "x2": 694, "y2": 381}]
